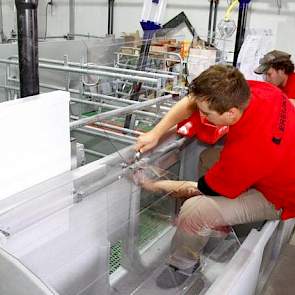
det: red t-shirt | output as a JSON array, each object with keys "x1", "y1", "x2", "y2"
[
  {"x1": 177, "y1": 110, "x2": 229, "y2": 144},
  {"x1": 281, "y1": 72, "x2": 295, "y2": 99},
  {"x1": 205, "y1": 81, "x2": 295, "y2": 220}
]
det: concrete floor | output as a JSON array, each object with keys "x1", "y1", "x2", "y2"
[{"x1": 260, "y1": 231, "x2": 295, "y2": 295}]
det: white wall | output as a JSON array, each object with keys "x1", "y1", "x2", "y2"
[
  {"x1": 248, "y1": 1, "x2": 295, "y2": 57},
  {"x1": 1, "y1": 1, "x2": 295, "y2": 57}
]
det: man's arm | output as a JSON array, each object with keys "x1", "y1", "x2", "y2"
[
  {"x1": 289, "y1": 98, "x2": 295, "y2": 107},
  {"x1": 135, "y1": 96, "x2": 196, "y2": 153},
  {"x1": 141, "y1": 179, "x2": 202, "y2": 198}
]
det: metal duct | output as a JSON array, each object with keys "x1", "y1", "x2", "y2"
[{"x1": 15, "y1": 0, "x2": 39, "y2": 98}]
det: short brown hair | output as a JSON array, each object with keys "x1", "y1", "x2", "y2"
[
  {"x1": 270, "y1": 59, "x2": 294, "y2": 74},
  {"x1": 189, "y1": 65, "x2": 250, "y2": 114}
]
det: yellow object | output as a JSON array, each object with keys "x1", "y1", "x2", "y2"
[{"x1": 224, "y1": 0, "x2": 239, "y2": 21}]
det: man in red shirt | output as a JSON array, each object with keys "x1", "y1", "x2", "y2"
[
  {"x1": 135, "y1": 65, "x2": 295, "y2": 271},
  {"x1": 254, "y1": 50, "x2": 295, "y2": 104}
]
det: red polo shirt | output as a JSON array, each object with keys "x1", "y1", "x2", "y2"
[
  {"x1": 205, "y1": 81, "x2": 295, "y2": 220},
  {"x1": 281, "y1": 72, "x2": 295, "y2": 99}
]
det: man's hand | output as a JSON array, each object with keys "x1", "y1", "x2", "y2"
[
  {"x1": 141, "y1": 179, "x2": 202, "y2": 198},
  {"x1": 134, "y1": 130, "x2": 160, "y2": 153}
]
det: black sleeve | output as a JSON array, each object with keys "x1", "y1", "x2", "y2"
[{"x1": 198, "y1": 176, "x2": 220, "y2": 196}]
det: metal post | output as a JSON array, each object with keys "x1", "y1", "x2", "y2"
[
  {"x1": 108, "y1": 0, "x2": 114, "y2": 35},
  {"x1": 212, "y1": 0, "x2": 219, "y2": 44},
  {"x1": 207, "y1": 0, "x2": 213, "y2": 44},
  {"x1": 0, "y1": 0, "x2": 6, "y2": 42},
  {"x1": 233, "y1": 0, "x2": 250, "y2": 67},
  {"x1": 69, "y1": 0, "x2": 75, "y2": 40},
  {"x1": 15, "y1": 0, "x2": 39, "y2": 98}
]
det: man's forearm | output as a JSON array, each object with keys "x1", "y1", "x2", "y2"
[{"x1": 145, "y1": 180, "x2": 202, "y2": 198}]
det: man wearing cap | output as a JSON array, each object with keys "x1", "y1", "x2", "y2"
[{"x1": 255, "y1": 50, "x2": 295, "y2": 104}]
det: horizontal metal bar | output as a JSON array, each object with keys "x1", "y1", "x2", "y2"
[
  {"x1": 70, "y1": 97, "x2": 163, "y2": 119},
  {"x1": 8, "y1": 77, "x2": 162, "y2": 105},
  {"x1": 9, "y1": 55, "x2": 177, "y2": 80},
  {"x1": 74, "y1": 136, "x2": 188, "y2": 198},
  {"x1": 116, "y1": 62, "x2": 179, "y2": 77},
  {"x1": 94, "y1": 122, "x2": 143, "y2": 136},
  {"x1": 0, "y1": 82, "x2": 164, "y2": 121},
  {"x1": 70, "y1": 94, "x2": 172, "y2": 130},
  {"x1": 74, "y1": 126, "x2": 135, "y2": 144},
  {"x1": 3, "y1": 80, "x2": 164, "y2": 119},
  {"x1": 0, "y1": 58, "x2": 159, "y2": 84},
  {"x1": 84, "y1": 149, "x2": 107, "y2": 158}
]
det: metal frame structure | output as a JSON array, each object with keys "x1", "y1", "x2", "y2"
[
  {"x1": 0, "y1": 54, "x2": 181, "y2": 161},
  {"x1": 0, "y1": 54, "x2": 179, "y2": 104}
]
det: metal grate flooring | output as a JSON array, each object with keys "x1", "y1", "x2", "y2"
[{"x1": 109, "y1": 209, "x2": 170, "y2": 274}]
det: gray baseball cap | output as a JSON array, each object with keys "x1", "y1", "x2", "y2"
[{"x1": 254, "y1": 50, "x2": 291, "y2": 74}]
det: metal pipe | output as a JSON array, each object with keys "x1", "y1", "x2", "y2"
[
  {"x1": 88, "y1": 64, "x2": 174, "y2": 80},
  {"x1": 0, "y1": 58, "x2": 159, "y2": 84},
  {"x1": 0, "y1": 0, "x2": 6, "y2": 42},
  {"x1": 95, "y1": 122, "x2": 142, "y2": 136},
  {"x1": 84, "y1": 148, "x2": 106, "y2": 158},
  {"x1": 116, "y1": 62, "x2": 179, "y2": 76},
  {"x1": 108, "y1": 0, "x2": 114, "y2": 35},
  {"x1": 207, "y1": 0, "x2": 214, "y2": 44},
  {"x1": 69, "y1": 0, "x2": 75, "y2": 40},
  {"x1": 15, "y1": 0, "x2": 39, "y2": 98},
  {"x1": 70, "y1": 94, "x2": 172, "y2": 130},
  {"x1": 9, "y1": 55, "x2": 176, "y2": 80},
  {"x1": 7, "y1": 71, "x2": 166, "y2": 110},
  {"x1": 74, "y1": 136, "x2": 187, "y2": 200},
  {"x1": 70, "y1": 98, "x2": 163, "y2": 119},
  {"x1": 74, "y1": 126, "x2": 135, "y2": 144},
  {"x1": 9, "y1": 76, "x2": 140, "y2": 105},
  {"x1": 233, "y1": 1, "x2": 250, "y2": 67},
  {"x1": 212, "y1": 0, "x2": 219, "y2": 44},
  {"x1": 1, "y1": 80, "x2": 163, "y2": 120}
]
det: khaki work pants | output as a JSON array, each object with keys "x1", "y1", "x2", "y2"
[{"x1": 168, "y1": 147, "x2": 281, "y2": 269}]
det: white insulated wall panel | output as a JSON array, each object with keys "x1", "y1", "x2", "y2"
[{"x1": 0, "y1": 91, "x2": 71, "y2": 200}]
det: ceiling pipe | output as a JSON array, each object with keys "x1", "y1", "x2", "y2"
[
  {"x1": 68, "y1": 0, "x2": 75, "y2": 39},
  {"x1": 108, "y1": 0, "x2": 115, "y2": 35},
  {"x1": 15, "y1": 0, "x2": 39, "y2": 98}
]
